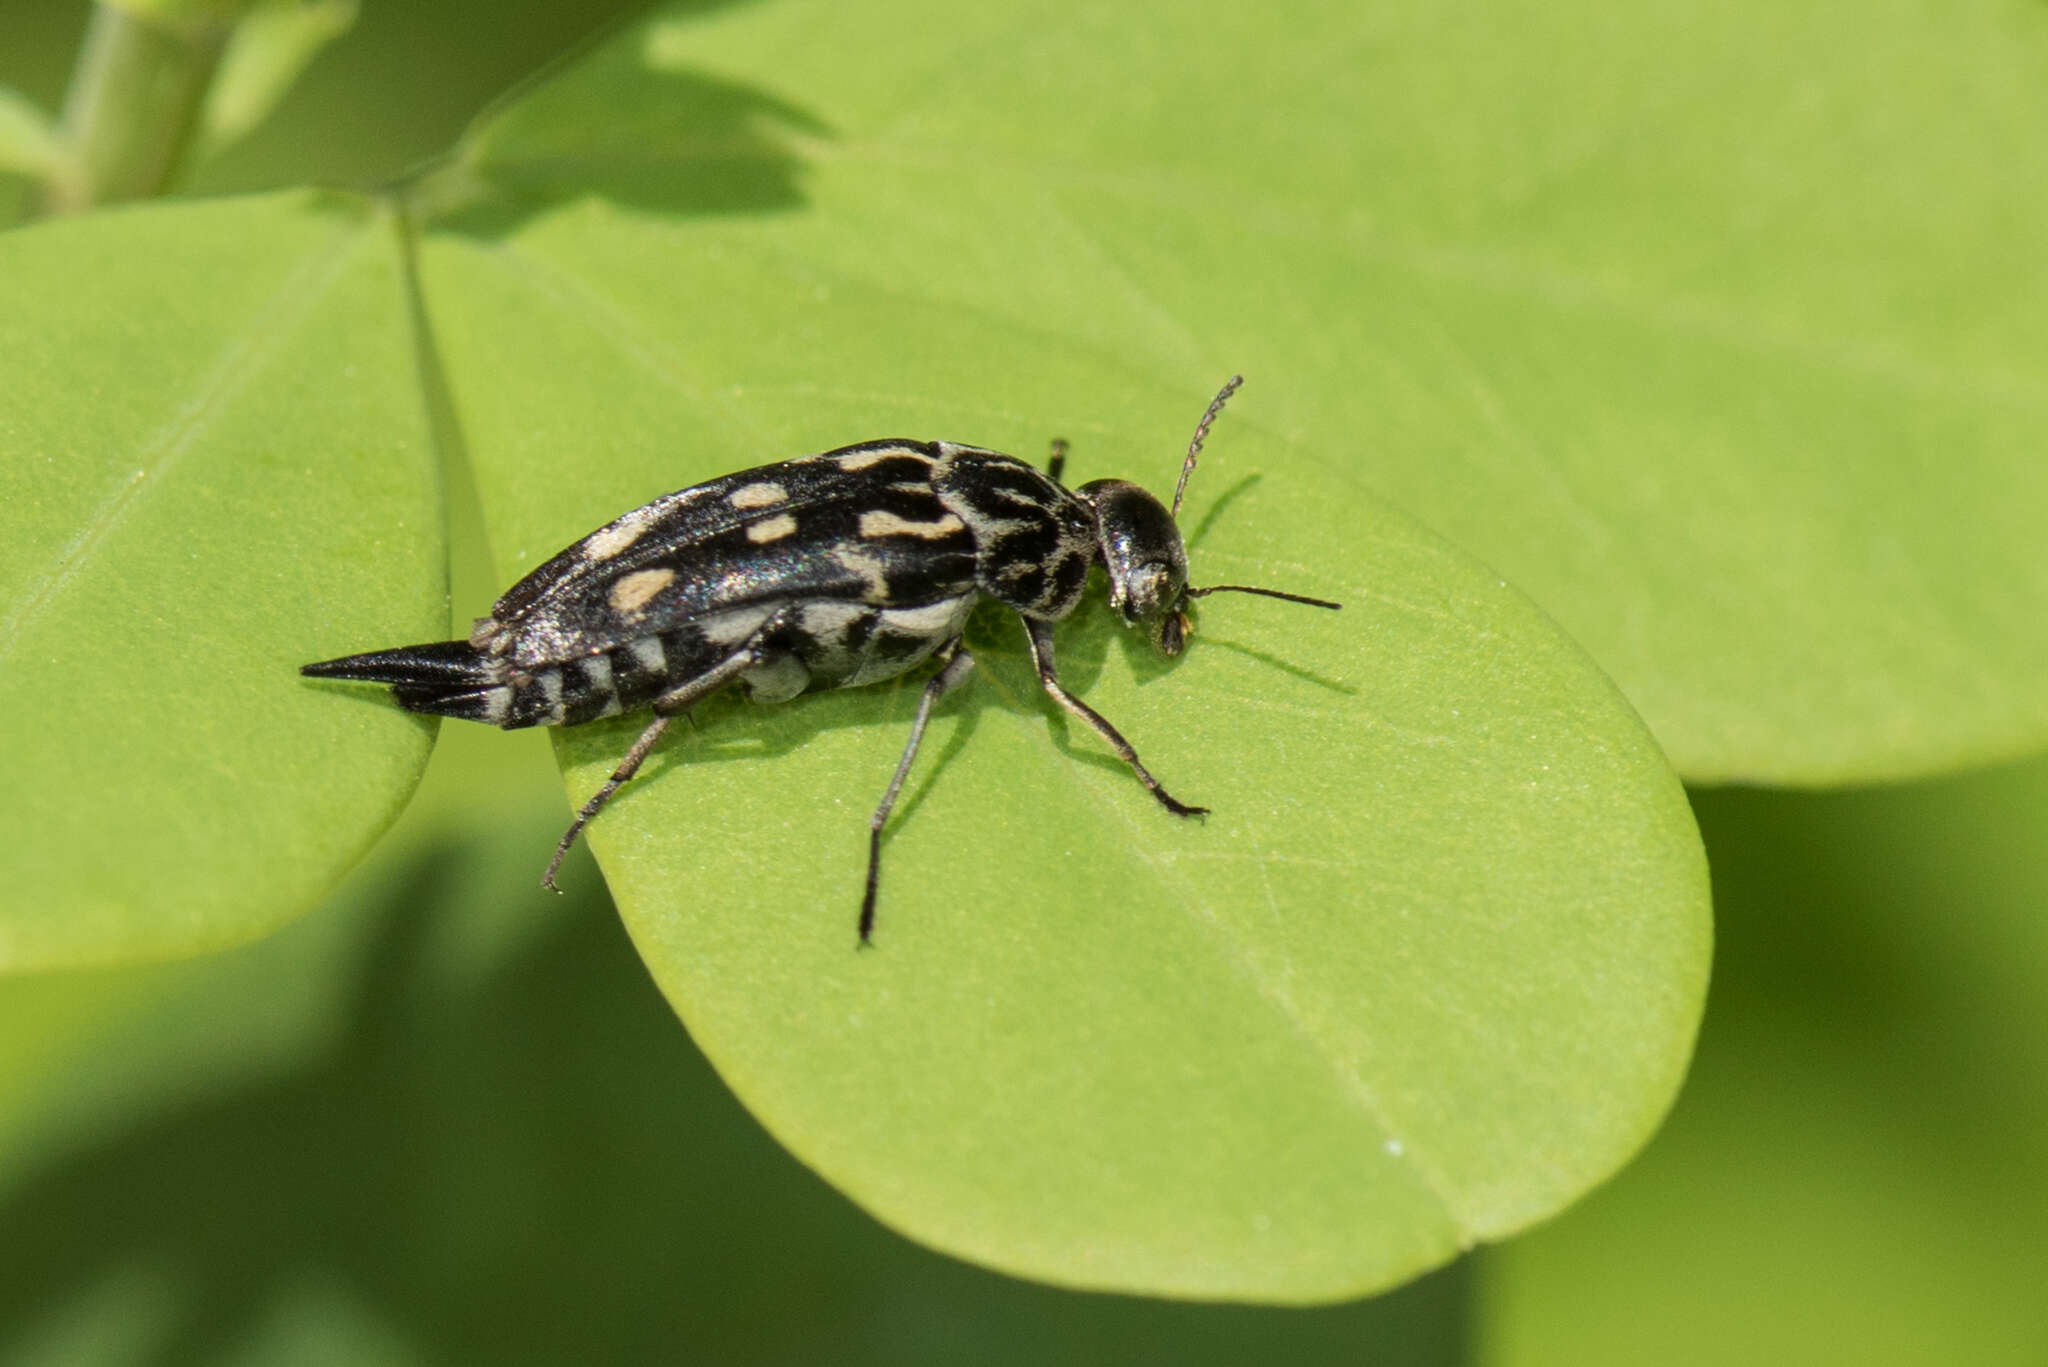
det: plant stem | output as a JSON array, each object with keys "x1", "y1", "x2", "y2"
[{"x1": 42, "y1": 2, "x2": 229, "y2": 214}]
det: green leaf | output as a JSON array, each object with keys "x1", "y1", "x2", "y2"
[
  {"x1": 104, "y1": 0, "x2": 254, "y2": 27},
  {"x1": 0, "y1": 191, "x2": 442, "y2": 969},
  {"x1": 197, "y1": 0, "x2": 360, "y2": 163},
  {"x1": 451, "y1": 0, "x2": 2048, "y2": 785},
  {"x1": 0, "y1": 85, "x2": 66, "y2": 181},
  {"x1": 0, "y1": 778, "x2": 1469, "y2": 1361},
  {"x1": 1481, "y1": 761, "x2": 2048, "y2": 1365},
  {"x1": 416, "y1": 27, "x2": 1711, "y2": 1294}
]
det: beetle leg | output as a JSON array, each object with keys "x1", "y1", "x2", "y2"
[
  {"x1": 541, "y1": 642, "x2": 765, "y2": 892},
  {"x1": 860, "y1": 638, "x2": 976, "y2": 944},
  {"x1": 543, "y1": 714, "x2": 671, "y2": 892},
  {"x1": 1022, "y1": 617, "x2": 1207, "y2": 818}
]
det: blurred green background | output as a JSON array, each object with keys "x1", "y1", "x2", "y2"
[
  {"x1": 3, "y1": 2, "x2": 2043, "y2": 1362},
  {"x1": 2, "y1": 1, "x2": 649, "y2": 213}
]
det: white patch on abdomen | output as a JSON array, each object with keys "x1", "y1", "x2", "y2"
[
  {"x1": 699, "y1": 603, "x2": 776, "y2": 648},
  {"x1": 840, "y1": 595, "x2": 975, "y2": 688}
]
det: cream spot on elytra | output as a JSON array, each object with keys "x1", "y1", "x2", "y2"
[
  {"x1": 859, "y1": 510, "x2": 965, "y2": 540},
  {"x1": 747, "y1": 514, "x2": 799, "y2": 543},
  {"x1": 835, "y1": 445, "x2": 928, "y2": 471},
  {"x1": 583, "y1": 519, "x2": 646, "y2": 560},
  {"x1": 832, "y1": 546, "x2": 891, "y2": 602},
  {"x1": 608, "y1": 568, "x2": 675, "y2": 613},
  {"x1": 728, "y1": 482, "x2": 788, "y2": 509}
]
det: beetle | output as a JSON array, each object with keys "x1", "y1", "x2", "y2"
[{"x1": 304, "y1": 377, "x2": 1338, "y2": 942}]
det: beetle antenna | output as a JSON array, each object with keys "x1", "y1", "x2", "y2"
[
  {"x1": 1172, "y1": 374, "x2": 1244, "y2": 519},
  {"x1": 1187, "y1": 583, "x2": 1341, "y2": 610}
]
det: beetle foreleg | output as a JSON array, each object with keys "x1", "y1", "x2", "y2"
[
  {"x1": 1022, "y1": 617, "x2": 1207, "y2": 819},
  {"x1": 860, "y1": 639, "x2": 976, "y2": 945}
]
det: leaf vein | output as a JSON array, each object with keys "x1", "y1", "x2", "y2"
[
  {"x1": 1017, "y1": 705, "x2": 1470, "y2": 1235},
  {"x1": 0, "y1": 214, "x2": 371, "y2": 665}
]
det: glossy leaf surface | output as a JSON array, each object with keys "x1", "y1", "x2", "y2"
[
  {"x1": 416, "y1": 6, "x2": 1715, "y2": 1291},
  {"x1": 449, "y1": 0, "x2": 2048, "y2": 784},
  {"x1": 0, "y1": 191, "x2": 442, "y2": 967}
]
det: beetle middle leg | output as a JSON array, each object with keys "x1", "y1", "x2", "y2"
[
  {"x1": 1021, "y1": 617, "x2": 1207, "y2": 818},
  {"x1": 860, "y1": 638, "x2": 976, "y2": 944},
  {"x1": 541, "y1": 642, "x2": 764, "y2": 891}
]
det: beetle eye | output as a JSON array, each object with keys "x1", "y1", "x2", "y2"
[{"x1": 1123, "y1": 563, "x2": 1175, "y2": 621}]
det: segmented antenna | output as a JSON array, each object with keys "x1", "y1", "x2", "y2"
[
  {"x1": 1172, "y1": 374, "x2": 1244, "y2": 519},
  {"x1": 1186, "y1": 583, "x2": 1341, "y2": 610}
]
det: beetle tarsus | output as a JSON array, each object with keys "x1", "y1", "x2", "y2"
[
  {"x1": 1022, "y1": 617, "x2": 1206, "y2": 818},
  {"x1": 859, "y1": 641, "x2": 976, "y2": 944},
  {"x1": 541, "y1": 711, "x2": 674, "y2": 892}
]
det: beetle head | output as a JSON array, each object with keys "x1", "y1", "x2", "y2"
[
  {"x1": 1075, "y1": 377, "x2": 1340, "y2": 658},
  {"x1": 1078, "y1": 478, "x2": 1193, "y2": 655}
]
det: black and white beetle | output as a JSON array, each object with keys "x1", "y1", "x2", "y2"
[{"x1": 305, "y1": 378, "x2": 1338, "y2": 942}]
